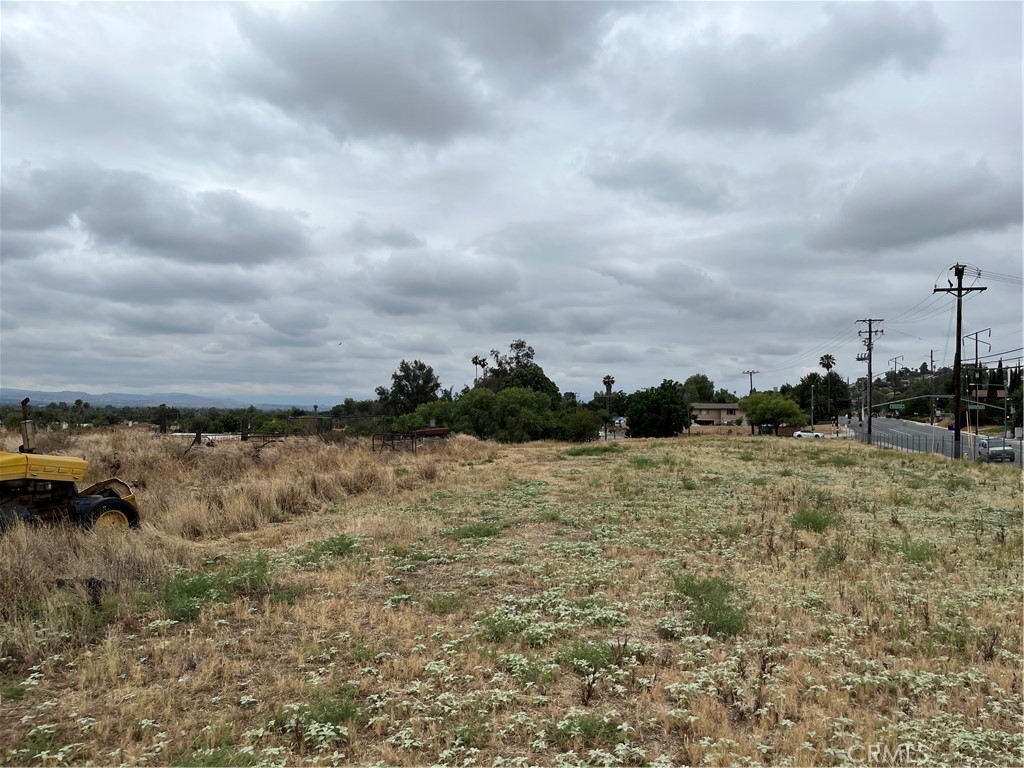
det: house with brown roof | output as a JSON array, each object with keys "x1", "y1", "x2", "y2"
[{"x1": 691, "y1": 402, "x2": 745, "y2": 426}]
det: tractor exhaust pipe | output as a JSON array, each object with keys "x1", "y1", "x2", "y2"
[{"x1": 20, "y1": 398, "x2": 36, "y2": 454}]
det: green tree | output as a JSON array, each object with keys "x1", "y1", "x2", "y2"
[
  {"x1": 712, "y1": 388, "x2": 739, "y2": 404},
  {"x1": 1008, "y1": 368, "x2": 1023, "y2": 429},
  {"x1": 626, "y1": 380, "x2": 690, "y2": 438},
  {"x1": 562, "y1": 408, "x2": 601, "y2": 442},
  {"x1": 478, "y1": 339, "x2": 561, "y2": 406},
  {"x1": 682, "y1": 373, "x2": 715, "y2": 403},
  {"x1": 790, "y1": 373, "x2": 823, "y2": 415},
  {"x1": 491, "y1": 388, "x2": 556, "y2": 442},
  {"x1": 376, "y1": 359, "x2": 442, "y2": 416},
  {"x1": 738, "y1": 392, "x2": 805, "y2": 434},
  {"x1": 453, "y1": 387, "x2": 497, "y2": 439},
  {"x1": 394, "y1": 399, "x2": 459, "y2": 432}
]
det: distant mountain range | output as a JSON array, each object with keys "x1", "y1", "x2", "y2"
[{"x1": 0, "y1": 388, "x2": 332, "y2": 410}]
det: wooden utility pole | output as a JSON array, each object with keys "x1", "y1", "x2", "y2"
[
  {"x1": 929, "y1": 349, "x2": 938, "y2": 426},
  {"x1": 889, "y1": 355, "x2": 904, "y2": 399},
  {"x1": 602, "y1": 375, "x2": 614, "y2": 440},
  {"x1": 963, "y1": 328, "x2": 991, "y2": 436},
  {"x1": 741, "y1": 370, "x2": 758, "y2": 394},
  {"x1": 741, "y1": 370, "x2": 759, "y2": 435},
  {"x1": 857, "y1": 319, "x2": 883, "y2": 444},
  {"x1": 934, "y1": 264, "x2": 986, "y2": 459}
]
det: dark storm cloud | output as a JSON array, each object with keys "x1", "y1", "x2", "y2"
[
  {"x1": 808, "y1": 159, "x2": 1023, "y2": 252},
  {"x1": 623, "y1": 3, "x2": 946, "y2": 133},
  {"x1": 347, "y1": 219, "x2": 424, "y2": 250},
  {"x1": 231, "y1": 5, "x2": 490, "y2": 144},
  {"x1": 1, "y1": 164, "x2": 311, "y2": 265},
  {"x1": 587, "y1": 155, "x2": 735, "y2": 211}
]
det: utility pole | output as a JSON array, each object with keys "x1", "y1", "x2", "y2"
[
  {"x1": 934, "y1": 264, "x2": 986, "y2": 459},
  {"x1": 929, "y1": 349, "x2": 938, "y2": 426},
  {"x1": 602, "y1": 375, "x2": 614, "y2": 441},
  {"x1": 857, "y1": 319, "x2": 883, "y2": 444},
  {"x1": 742, "y1": 370, "x2": 759, "y2": 395},
  {"x1": 811, "y1": 384, "x2": 815, "y2": 428},
  {"x1": 963, "y1": 329, "x2": 991, "y2": 436},
  {"x1": 889, "y1": 355, "x2": 904, "y2": 402},
  {"x1": 741, "y1": 370, "x2": 759, "y2": 435}
]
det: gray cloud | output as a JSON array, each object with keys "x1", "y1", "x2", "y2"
[
  {"x1": 106, "y1": 306, "x2": 221, "y2": 337},
  {"x1": 413, "y1": 2, "x2": 617, "y2": 89},
  {"x1": 347, "y1": 219, "x2": 424, "y2": 250},
  {"x1": 231, "y1": 5, "x2": 490, "y2": 144},
  {"x1": 228, "y1": 3, "x2": 620, "y2": 146},
  {"x1": 808, "y1": 159, "x2": 1023, "y2": 251},
  {"x1": 1, "y1": 165, "x2": 92, "y2": 231},
  {"x1": 1, "y1": 3, "x2": 1019, "y2": 402},
  {"x1": 0, "y1": 231, "x2": 71, "y2": 261},
  {"x1": 257, "y1": 305, "x2": 331, "y2": 339},
  {"x1": 587, "y1": 155, "x2": 736, "y2": 211},
  {"x1": 80, "y1": 174, "x2": 310, "y2": 265},
  {"x1": 606, "y1": 2, "x2": 946, "y2": 133},
  {"x1": 1, "y1": 164, "x2": 311, "y2": 265},
  {"x1": 361, "y1": 250, "x2": 520, "y2": 314}
]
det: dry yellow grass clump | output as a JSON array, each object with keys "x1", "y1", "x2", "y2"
[{"x1": 0, "y1": 429, "x2": 1021, "y2": 766}]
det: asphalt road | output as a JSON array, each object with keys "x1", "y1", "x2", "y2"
[{"x1": 849, "y1": 416, "x2": 1022, "y2": 467}]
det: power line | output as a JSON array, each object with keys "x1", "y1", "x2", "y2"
[
  {"x1": 976, "y1": 347, "x2": 1024, "y2": 362},
  {"x1": 756, "y1": 323, "x2": 861, "y2": 374}
]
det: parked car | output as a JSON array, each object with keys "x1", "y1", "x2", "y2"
[
  {"x1": 793, "y1": 429, "x2": 823, "y2": 438},
  {"x1": 977, "y1": 438, "x2": 1016, "y2": 463}
]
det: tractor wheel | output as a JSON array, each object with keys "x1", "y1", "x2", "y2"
[{"x1": 82, "y1": 498, "x2": 140, "y2": 530}]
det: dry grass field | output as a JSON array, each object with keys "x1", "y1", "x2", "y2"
[{"x1": 0, "y1": 429, "x2": 1021, "y2": 767}]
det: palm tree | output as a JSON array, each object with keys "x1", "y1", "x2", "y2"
[
  {"x1": 471, "y1": 354, "x2": 488, "y2": 384},
  {"x1": 819, "y1": 354, "x2": 835, "y2": 421},
  {"x1": 602, "y1": 375, "x2": 615, "y2": 437}
]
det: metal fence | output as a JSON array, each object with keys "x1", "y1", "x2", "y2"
[
  {"x1": 855, "y1": 430, "x2": 959, "y2": 459},
  {"x1": 853, "y1": 430, "x2": 1022, "y2": 464}
]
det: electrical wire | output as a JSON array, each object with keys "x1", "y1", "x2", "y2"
[{"x1": 755, "y1": 323, "x2": 862, "y2": 374}]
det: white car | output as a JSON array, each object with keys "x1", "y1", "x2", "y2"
[{"x1": 793, "y1": 429, "x2": 823, "y2": 438}]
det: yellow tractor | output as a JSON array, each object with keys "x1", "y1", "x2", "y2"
[{"x1": 0, "y1": 399, "x2": 140, "y2": 530}]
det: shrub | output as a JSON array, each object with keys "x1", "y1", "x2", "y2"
[
  {"x1": 296, "y1": 534, "x2": 358, "y2": 569},
  {"x1": 671, "y1": 573, "x2": 749, "y2": 638},
  {"x1": 564, "y1": 443, "x2": 622, "y2": 457},
  {"x1": 790, "y1": 504, "x2": 841, "y2": 533},
  {"x1": 157, "y1": 553, "x2": 272, "y2": 621},
  {"x1": 425, "y1": 592, "x2": 466, "y2": 614}
]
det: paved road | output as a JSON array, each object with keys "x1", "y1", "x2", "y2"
[{"x1": 849, "y1": 416, "x2": 1022, "y2": 467}]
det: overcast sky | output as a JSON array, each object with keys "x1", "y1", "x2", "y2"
[{"x1": 2, "y1": 2, "x2": 1021, "y2": 405}]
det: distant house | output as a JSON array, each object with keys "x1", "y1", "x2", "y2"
[{"x1": 691, "y1": 402, "x2": 745, "y2": 426}]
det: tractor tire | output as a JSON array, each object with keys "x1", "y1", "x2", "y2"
[{"x1": 81, "y1": 498, "x2": 140, "y2": 530}]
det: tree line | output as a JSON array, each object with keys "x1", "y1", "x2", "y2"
[{"x1": 4, "y1": 342, "x2": 1020, "y2": 442}]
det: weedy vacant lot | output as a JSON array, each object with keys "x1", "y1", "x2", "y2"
[{"x1": 1, "y1": 430, "x2": 1021, "y2": 766}]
